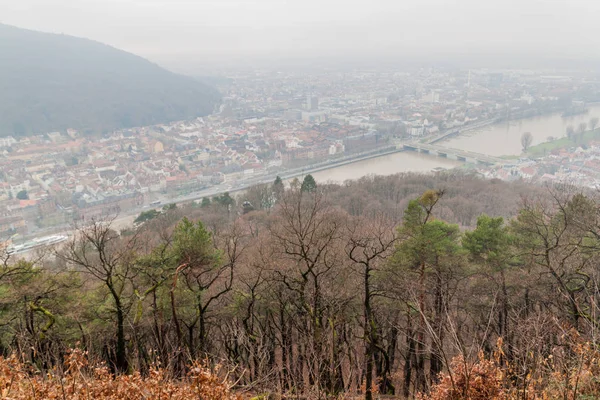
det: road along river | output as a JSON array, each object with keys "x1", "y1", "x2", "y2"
[
  {"x1": 310, "y1": 104, "x2": 600, "y2": 183},
  {"x1": 441, "y1": 103, "x2": 600, "y2": 156}
]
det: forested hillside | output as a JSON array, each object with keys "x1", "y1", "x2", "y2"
[
  {"x1": 0, "y1": 24, "x2": 220, "y2": 136},
  {"x1": 2, "y1": 172, "x2": 600, "y2": 399}
]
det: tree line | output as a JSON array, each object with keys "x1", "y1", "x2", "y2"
[{"x1": 2, "y1": 172, "x2": 600, "y2": 399}]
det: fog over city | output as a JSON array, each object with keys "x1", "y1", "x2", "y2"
[
  {"x1": 2, "y1": 0, "x2": 600, "y2": 71},
  {"x1": 6, "y1": 1, "x2": 600, "y2": 398}
]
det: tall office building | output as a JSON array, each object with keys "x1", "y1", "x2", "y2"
[{"x1": 307, "y1": 95, "x2": 319, "y2": 111}]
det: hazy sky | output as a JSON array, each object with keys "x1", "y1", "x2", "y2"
[{"x1": 2, "y1": 0, "x2": 599, "y2": 71}]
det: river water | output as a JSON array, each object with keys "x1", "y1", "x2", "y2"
[
  {"x1": 312, "y1": 152, "x2": 460, "y2": 183},
  {"x1": 441, "y1": 103, "x2": 600, "y2": 156},
  {"x1": 311, "y1": 104, "x2": 600, "y2": 183}
]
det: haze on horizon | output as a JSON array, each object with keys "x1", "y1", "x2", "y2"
[{"x1": 2, "y1": 0, "x2": 599, "y2": 73}]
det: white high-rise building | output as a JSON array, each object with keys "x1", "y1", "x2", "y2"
[{"x1": 307, "y1": 95, "x2": 319, "y2": 111}]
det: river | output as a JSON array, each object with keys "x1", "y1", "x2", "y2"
[
  {"x1": 311, "y1": 152, "x2": 460, "y2": 183},
  {"x1": 441, "y1": 103, "x2": 600, "y2": 156},
  {"x1": 310, "y1": 104, "x2": 600, "y2": 183}
]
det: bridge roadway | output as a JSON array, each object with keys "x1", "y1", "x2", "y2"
[{"x1": 401, "y1": 142, "x2": 506, "y2": 166}]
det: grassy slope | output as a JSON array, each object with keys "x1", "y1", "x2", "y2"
[{"x1": 525, "y1": 129, "x2": 600, "y2": 157}]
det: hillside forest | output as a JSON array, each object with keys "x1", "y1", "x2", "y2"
[
  {"x1": 0, "y1": 23, "x2": 220, "y2": 136},
  {"x1": 2, "y1": 172, "x2": 600, "y2": 399}
]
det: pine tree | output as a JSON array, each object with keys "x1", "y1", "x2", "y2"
[
  {"x1": 300, "y1": 174, "x2": 317, "y2": 193},
  {"x1": 273, "y1": 176, "x2": 285, "y2": 200},
  {"x1": 16, "y1": 190, "x2": 28, "y2": 200}
]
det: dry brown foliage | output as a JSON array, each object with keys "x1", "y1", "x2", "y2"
[
  {"x1": 420, "y1": 336, "x2": 600, "y2": 400},
  {"x1": 418, "y1": 353, "x2": 505, "y2": 400},
  {"x1": 0, "y1": 348, "x2": 241, "y2": 400}
]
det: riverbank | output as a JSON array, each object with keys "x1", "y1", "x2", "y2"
[
  {"x1": 525, "y1": 128, "x2": 600, "y2": 157},
  {"x1": 441, "y1": 103, "x2": 600, "y2": 157},
  {"x1": 435, "y1": 107, "x2": 566, "y2": 142},
  {"x1": 276, "y1": 146, "x2": 400, "y2": 180}
]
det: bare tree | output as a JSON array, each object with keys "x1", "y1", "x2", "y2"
[
  {"x1": 573, "y1": 123, "x2": 587, "y2": 144},
  {"x1": 521, "y1": 132, "x2": 533, "y2": 152},
  {"x1": 590, "y1": 117, "x2": 599, "y2": 132},
  {"x1": 59, "y1": 218, "x2": 140, "y2": 372},
  {"x1": 512, "y1": 190, "x2": 597, "y2": 331},
  {"x1": 269, "y1": 190, "x2": 345, "y2": 394},
  {"x1": 345, "y1": 214, "x2": 398, "y2": 399},
  {"x1": 566, "y1": 125, "x2": 575, "y2": 139}
]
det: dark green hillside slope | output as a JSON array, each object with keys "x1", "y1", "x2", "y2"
[{"x1": 0, "y1": 24, "x2": 220, "y2": 136}]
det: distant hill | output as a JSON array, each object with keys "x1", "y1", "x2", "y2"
[{"x1": 0, "y1": 24, "x2": 221, "y2": 136}]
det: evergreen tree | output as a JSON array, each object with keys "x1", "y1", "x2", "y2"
[
  {"x1": 134, "y1": 209, "x2": 160, "y2": 224},
  {"x1": 300, "y1": 174, "x2": 317, "y2": 193},
  {"x1": 171, "y1": 217, "x2": 226, "y2": 353},
  {"x1": 163, "y1": 203, "x2": 177, "y2": 211},
  {"x1": 273, "y1": 176, "x2": 285, "y2": 199},
  {"x1": 213, "y1": 192, "x2": 235, "y2": 207},
  {"x1": 463, "y1": 215, "x2": 515, "y2": 356},
  {"x1": 390, "y1": 190, "x2": 463, "y2": 391},
  {"x1": 16, "y1": 190, "x2": 28, "y2": 200},
  {"x1": 220, "y1": 192, "x2": 235, "y2": 207}
]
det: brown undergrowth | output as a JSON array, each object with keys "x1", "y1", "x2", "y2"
[
  {"x1": 421, "y1": 336, "x2": 600, "y2": 400},
  {"x1": 0, "y1": 348, "x2": 241, "y2": 400}
]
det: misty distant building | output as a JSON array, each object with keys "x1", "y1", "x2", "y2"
[
  {"x1": 284, "y1": 110, "x2": 302, "y2": 120},
  {"x1": 421, "y1": 91, "x2": 440, "y2": 104},
  {"x1": 0, "y1": 136, "x2": 17, "y2": 148},
  {"x1": 289, "y1": 97, "x2": 305, "y2": 109},
  {"x1": 301, "y1": 111, "x2": 327, "y2": 123},
  {"x1": 343, "y1": 131, "x2": 384, "y2": 153},
  {"x1": 488, "y1": 73, "x2": 504, "y2": 87},
  {"x1": 307, "y1": 96, "x2": 319, "y2": 111}
]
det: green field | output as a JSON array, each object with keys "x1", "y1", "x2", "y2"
[{"x1": 525, "y1": 129, "x2": 600, "y2": 157}]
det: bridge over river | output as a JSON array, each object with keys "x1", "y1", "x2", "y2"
[
  {"x1": 400, "y1": 142, "x2": 507, "y2": 166},
  {"x1": 396, "y1": 118, "x2": 511, "y2": 166}
]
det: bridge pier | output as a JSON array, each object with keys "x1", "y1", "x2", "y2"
[{"x1": 402, "y1": 143, "x2": 502, "y2": 166}]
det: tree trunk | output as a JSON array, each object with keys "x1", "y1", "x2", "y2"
[
  {"x1": 115, "y1": 303, "x2": 128, "y2": 373},
  {"x1": 430, "y1": 272, "x2": 443, "y2": 382},
  {"x1": 416, "y1": 261, "x2": 427, "y2": 393},
  {"x1": 403, "y1": 315, "x2": 415, "y2": 398},
  {"x1": 280, "y1": 306, "x2": 290, "y2": 390},
  {"x1": 364, "y1": 265, "x2": 374, "y2": 400},
  {"x1": 383, "y1": 324, "x2": 398, "y2": 395},
  {"x1": 199, "y1": 307, "x2": 206, "y2": 354}
]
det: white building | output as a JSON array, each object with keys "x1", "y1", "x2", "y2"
[
  {"x1": 307, "y1": 96, "x2": 319, "y2": 111},
  {"x1": 0, "y1": 136, "x2": 17, "y2": 148},
  {"x1": 406, "y1": 121, "x2": 425, "y2": 137}
]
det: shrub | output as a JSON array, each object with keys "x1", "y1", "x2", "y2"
[
  {"x1": 0, "y1": 348, "x2": 240, "y2": 400},
  {"x1": 419, "y1": 353, "x2": 505, "y2": 400}
]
